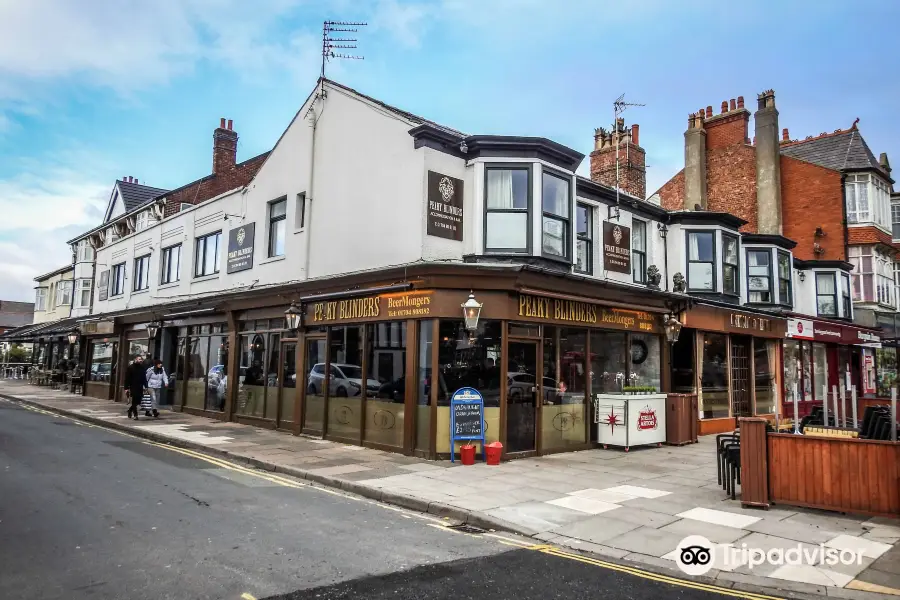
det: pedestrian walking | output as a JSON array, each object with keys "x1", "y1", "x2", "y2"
[
  {"x1": 144, "y1": 358, "x2": 168, "y2": 419},
  {"x1": 123, "y1": 355, "x2": 146, "y2": 420}
]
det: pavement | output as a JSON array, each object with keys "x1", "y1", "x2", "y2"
[{"x1": 3, "y1": 379, "x2": 900, "y2": 600}]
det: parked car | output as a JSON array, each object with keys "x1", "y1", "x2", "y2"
[
  {"x1": 507, "y1": 372, "x2": 561, "y2": 404},
  {"x1": 307, "y1": 363, "x2": 381, "y2": 397}
]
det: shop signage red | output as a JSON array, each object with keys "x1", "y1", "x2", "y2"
[
  {"x1": 813, "y1": 323, "x2": 843, "y2": 342},
  {"x1": 786, "y1": 318, "x2": 814, "y2": 340},
  {"x1": 637, "y1": 406, "x2": 658, "y2": 431},
  {"x1": 786, "y1": 317, "x2": 881, "y2": 345}
]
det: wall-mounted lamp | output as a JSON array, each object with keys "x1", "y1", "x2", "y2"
[
  {"x1": 67, "y1": 327, "x2": 80, "y2": 346},
  {"x1": 663, "y1": 313, "x2": 683, "y2": 345},
  {"x1": 608, "y1": 205, "x2": 620, "y2": 221},
  {"x1": 284, "y1": 301, "x2": 303, "y2": 331},
  {"x1": 146, "y1": 321, "x2": 162, "y2": 340},
  {"x1": 657, "y1": 223, "x2": 669, "y2": 238},
  {"x1": 461, "y1": 291, "x2": 483, "y2": 338},
  {"x1": 798, "y1": 271, "x2": 806, "y2": 282}
]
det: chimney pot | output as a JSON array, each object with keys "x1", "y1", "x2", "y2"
[
  {"x1": 706, "y1": 106, "x2": 712, "y2": 118},
  {"x1": 737, "y1": 96, "x2": 744, "y2": 109},
  {"x1": 730, "y1": 99, "x2": 736, "y2": 111},
  {"x1": 782, "y1": 128, "x2": 789, "y2": 141},
  {"x1": 227, "y1": 119, "x2": 233, "y2": 131},
  {"x1": 220, "y1": 117, "x2": 226, "y2": 129},
  {"x1": 128, "y1": 176, "x2": 133, "y2": 183},
  {"x1": 134, "y1": 178, "x2": 138, "y2": 184},
  {"x1": 631, "y1": 124, "x2": 640, "y2": 146},
  {"x1": 721, "y1": 101, "x2": 728, "y2": 113}
]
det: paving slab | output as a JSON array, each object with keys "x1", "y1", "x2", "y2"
[
  {"x1": 550, "y1": 514, "x2": 643, "y2": 545},
  {"x1": 604, "y1": 526, "x2": 686, "y2": 557},
  {"x1": 659, "y1": 517, "x2": 751, "y2": 545},
  {"x1": 484, "y1": 501, "x2": 587, "y2": 535}
]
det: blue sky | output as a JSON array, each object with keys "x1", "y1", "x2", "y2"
[{"x1": 1, "y1": 0, "x2": 898, "y2": 301}]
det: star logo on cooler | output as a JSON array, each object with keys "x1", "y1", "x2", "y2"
[
  {"x1": 637, "y1": 406, "x2": 658, "y2": 430},
  {"x1": 439, "y1": 176, "x2": 455, "y2": 201},
  {"x1": 237, "y1": 228, "x2": 246, "y2": 246},
  {"x1": 601, "y1": 409, "x2": 622, "y2": 434},
  {"x1": 613, "y1": 225, "x2": 623, "y2": 245}
]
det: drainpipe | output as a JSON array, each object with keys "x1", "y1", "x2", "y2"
[{"x1": 302, "y1": 82, "x2": 323, "y2": 281}]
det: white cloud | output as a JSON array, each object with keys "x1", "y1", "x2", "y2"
[
  {"x1": 372, "y1": 0, "x2": 430, "y2": 48},
  {"x1": 0, "y1": 168, "x2": 107, "y2": 231}
]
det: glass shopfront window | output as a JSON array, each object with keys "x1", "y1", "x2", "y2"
[
  {"x1": 783, "y1": 340, "x2": 801, "y2": 403},
  {"x1": 631, "y1": 333, "x2": 661, "y2": 392},
  {"x1": 365, "y1": 321, "x2": 407, "y2": 448},
  {"x1": 206, "y1": 332, "x2": 228, "y2": 412},
  {"x1": 326, "y1": 326, "x2": 364, "y2": 440},
  {"x1": 589, "y1": 331, "x2": 627, "y2": 394},
  {"x1": 185, "y1": 335, "x2": 208, "y2": 410},
  {"x1": 416, "y1": 321, "x2": 433, "y2": 452},
  {"x1": 436, "y1": 320, "x2": 502, "y2": 454},
  {"x1": 754, "y1": 340, "x2": 778, "y2": 414},
  {"x1": 265, "y1": 333, "x2": 281, "y2": 420},
  {"x1": 128, "y1": 340, "x2": 149, "y2": 363},
  {"x1": 88, "y1": 341, "x2": 117, "y2": 383},
  {"x1": 238, "y1": 333, "x2": 267, "y2": 418},
  {"x1": 877, "y1": 347, "x2": 897, "y2": 397},
  {"x1": 542, "y1": 328, "x2": 587, "y2": 450},
  {"x1": 699, "y1": 333, "x2": 728, "y2": 418},
  {"x1": 800, "y1": 341, "x2": 812, "y2": 401},
  {"x1": 174, "y1": 335, "x2": 186, "y2": 407},
  {"x1": 813, "y1": 343, "x2": 828, "y2": 401}
]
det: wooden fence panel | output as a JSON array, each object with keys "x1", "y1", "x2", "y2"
[{"x1": 767, "y1": 433, "x2": 900, "y2": 518}]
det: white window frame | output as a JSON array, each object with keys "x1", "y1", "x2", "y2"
[
  {"x1": 160, "y1": 244, "x2": 181, "y2": 285},
  {"x1": 892, "y1": 202, "x2": 900, "y2": 240},
  {"x1": 35, "y1": 288, "x2": 47, "y2": 311},
  {"x1": 632, "y1": 219, "x2": 647, "y2": 283},
  {"x1": 56, "y1": 280, "x2": 73, "y2": 306},
  {"x1": 76, "y1": 240, "x2": 94, "y2": 263},
  {"x1": 846, "y1": 174, "x2": 870, "y2": 224},
  {"x1": 76, "y1": 279, "x2": 92, "y2": 308},
  {"x1": 135, "y1": 211, "x2": 149, "y2": 232}
]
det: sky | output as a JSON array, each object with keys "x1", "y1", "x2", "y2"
[{"x1": 0, "y1": 0, "x2": 898, "y2": 302}]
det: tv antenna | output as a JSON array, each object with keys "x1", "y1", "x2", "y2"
[
  {"x1": 321, "y1": 20, "x2": 367, "y2": 79},
  {"x1": 609, "y1": 94, "x2": 645, "y2": 218}
]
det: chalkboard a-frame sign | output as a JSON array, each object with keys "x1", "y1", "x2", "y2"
[{"x1": 450, "y1": 387, "x2": 486, "y2": 463}]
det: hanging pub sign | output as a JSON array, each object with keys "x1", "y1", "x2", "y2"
[
  {"x1": 97, "y1": 270, "x2": 109, "y2": 301},
  {"x1": 603, "y1": 221, "x2": 631, "y2": 274},
  {"x1": 226, "y1": 222, "x2": 255, "y2": 274},
  {"x1": 426, "y1": 171, "x2": 464, "y2": 241}
]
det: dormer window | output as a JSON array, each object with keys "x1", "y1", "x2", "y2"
[
  {"x1": 541, "y1": 170, "x2": 570, "y2": 260},
  {"x1": 686, "y1": 231, "x2": 715, "y2": 291},
  {"x1": 847, "y1": 173, "x2": 891, "y2": 229},
  {"x1": 747, "y1": 249, "x2": 772, "y2": 303},
  {"x1": 485, "y1": 166, "x2": 530, "y2": 252}
]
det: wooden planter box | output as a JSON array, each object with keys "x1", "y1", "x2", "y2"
[{"x1": 767, "y1": 433, "x2": 900, "y2": 518}]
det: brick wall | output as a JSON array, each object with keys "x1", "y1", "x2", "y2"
[
  {"x1": 590, "y1": 144, "x2": 647, "y2": 199},
  {"x1": 707, "y1": 143, "x2": 757, "y2": 232},
  {"x1": 162, "y1": 152, "x2": 269, "y2": 218},
  {"x1": 658, "y1": 169, "x2": 685, "y2": 211},
  {"x1": 705, "y1": 111, "x2": 750, "y2": 151},
  {"x1": 847, "y1": 225, "x2": 893, "y2": 247},
  {"x1": 781, "y1": 156, "x2": 844, "y2": 260}
]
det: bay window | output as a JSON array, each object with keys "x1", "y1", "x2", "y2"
[
  {"x1": 575, "y1": 203, "x2": 592, "y2": 274},
  {"x1": 55, "y1": 280, "x2": 73, "y2": 306},
  {"x1": 632, "y1": 219, "x2": 647, "y2": 283},
  {"x1": 847, "y1": 173, "x2": 891, "y2": 228},
  {"x1": 747, "y1": 249, "x2": 772, "y2": 303},
  {"x1": 816, "y1": 272, "x2": 837, "y2": 317},
  {"x1": 76, "y1": 279, "x2": 92, "y2": 308},
  {"x1": 485, "y1": 167, "x2": 529, "y2": 252},
  {"x1": 849, "y1": 245, "x2": 895, "y2": 306},
  {"x1": 846, "y1": 174, "x2": 870, "y2": 223},
  {"x1": 722, "y1": 234, "x2": 739, "y2": 295},
  {"x1": 777, "y1": 251, "x2": 792, "y2": 306},
  {"x1": 686, "y1": 231, "x2": 715, "y2": 291},
  {"x1": 76, "y1": 240, "x2": 94, "y2": 263},
  {"x1": 541, "y1": 170, "x2": 570, "y2": 259},
  {"x1": 841, "y1": 273, "x2": 852, "y2": 318},
  {"x1": 35, "y1": 288, "x2": 47, "y2": 311},
  {"x1": 892, "y1": 203, "x2": 900, "y2": 239},
  {"x1": 876, "y1": 251, "x2": 895, "y2": 307}
]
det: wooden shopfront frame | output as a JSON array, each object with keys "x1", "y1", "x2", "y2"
[{"x1": 682, "y1": 304, "x2": 787, "y2": 435}]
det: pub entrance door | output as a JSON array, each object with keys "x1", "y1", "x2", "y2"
[
  {"x1": 731, "y1": 336, "x2": 752, "y2": 417},
  {"x1": 507, "y1": 341, "x2": 538, "y2": 453},
  {"x1": 276, "y1": 341, "x2": 297, "y2": 430}
]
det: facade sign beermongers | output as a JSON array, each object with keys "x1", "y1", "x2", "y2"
[
  {"x1": 97, "y1": 270, "x2": 109, "y2": 302},
  {"x1": 226, "y1": 222, "x2": 255, "y2": 274},
  {"x1": 727, "y1": 312, "x2": 775, "y2": 334},
  {"x1": 310, "y1": 291, "x2": 433, "y2": 324},
  {"x1": 603, "y1": 221, "x2": 631, "y2": 274},
  {"x1": 426, "y1": 171, "x2": 464, "y2": 241},
  {"x1": 517, "y1": 294, "x2": 657, "y2": 333}
]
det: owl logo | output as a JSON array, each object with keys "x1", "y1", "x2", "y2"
[
  {"x1": 613, "y1": 225, "x2": 623, "y2": 245},
  {"x1": 438, "y1": 176, "x2": 455, "y2": 201},
  {"x1": 237, "y1": 228, "x2": 246, "y2": 246}
]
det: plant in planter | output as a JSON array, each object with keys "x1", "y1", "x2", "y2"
[{"x1": 622, "y1": 386, "x2": 657, "y2": 395}]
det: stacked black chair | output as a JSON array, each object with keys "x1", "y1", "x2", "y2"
[{"x1": 716, "y1": 432, "x2": 741, "y2": 500}]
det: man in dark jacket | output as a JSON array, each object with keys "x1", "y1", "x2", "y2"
[{"x1": 123, "y1": 355, "x2": 146, "y2": 419}]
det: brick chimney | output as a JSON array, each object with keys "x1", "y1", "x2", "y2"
[
  {"x1": 683, "y1": 112, "x2": 708, "y2": 210},
  {"x1": 213, "y1": 117, "x2": 238, "y2": 174},
  {"x1": 754, "y1": 90, "x2": 783, "y2": 235},
  {"x1": 590, "y1": 118, "x2": 646, "y2": 199}
]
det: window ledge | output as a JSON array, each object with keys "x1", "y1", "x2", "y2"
[
  {"x1": 260, "y1": 255, "x2": 286, "y2": 265},
  {"x1": 108, "y1": 294, "x2": 125, "y2": 299},
  {"x1": 158, "y1": 282, "x2": 180, "y2": 290},
  {"x1": 131, "y1": 289, "x2": 150, "y2": 296},
  {"x1": 292, "y1": 228, "x2": 306, "y2": 235},
  {"x1": 192, "y1": 274, "x2": 220, "y2": 283}
]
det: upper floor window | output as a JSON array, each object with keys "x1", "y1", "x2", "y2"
[
  {"x1": 48, "y1": 282, "x2": 56, "y2": 310},
  {"x1": 722, "y1": 235, "x2": 739, "y2": 295},
  {"x1": 485, "y1": 167, "x2": 529, "y2": 252},
  {"x1": 777, "y1": 251, "x2": 792, "y2": 306},
  {"x1": 892, "y1": 203, "x2": 900, "y2": 239},
  {"x1": 55, "y1": 280, "x2": 73, "y2": 306},
  {"x1": 876, "y1": 251, "x2": 895, "y2": 307},
  {"x1": 110, "y1": 263, "x2": 126, "y2": 297},
  {"x1": 747, "y1": 249, "x2": 772, "y2": 303},
  {"x1": 160, "y1": 244, "x2": 181, "y2": 285},
  {"x1": 35, "y1": 288, "x2": 47, "y2": 311},
  {"x1": 575, "y1": 203, "x2": 592, "y2": 274},
  {"x1": 632, "y1": 219, "x2": 646, "y2": 283},
  {"x1": 686, "y1": 231, "x2": 714, "y2": 291},
  {"x1": 135, "y1": 211, "x2": 149, "y2": 232},
  {"x1": 133, "y1": 255, "x2": 150, "y2": 291},
  {"x1": 268, "y1": 198, "x2": 287, "y2": 257},
  {"x1": 76, "y1": 279, "x2": 92, "y2": 308},
  {"x1": 295, "y1": 192, "x2": 306, "y2": 229},
  {"x1": 541, "y1": 170, "x2": 570, "y2": 259},
  {"x1": 816, "y1": 272, "x2": 837, "y2": 317},
  {"x1": 847, "y1": 173, "x2": 891, "y2": 228},
  {"x1": 76, "y1": 240, "x2": 94, "y2": 263},
  {"x1": 107, "y1": 226, "x2": 119, "y2": 243},
  {"x1": 195, "y1": 231, "x2": 221, "y2": 277},
  {"x1": 841, "y1": 273, "x2": 852, "y2": 318},
  {"x1": 849, "y1": 245, "x2": 895, "y2": 307}
]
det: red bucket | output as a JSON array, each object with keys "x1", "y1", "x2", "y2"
[
  {"x1": 460, "y1": 444, "x2": 476, "y2": 465},
  {"x1": 486, "y1": 442, "x2": 503, "y2": 465}
]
